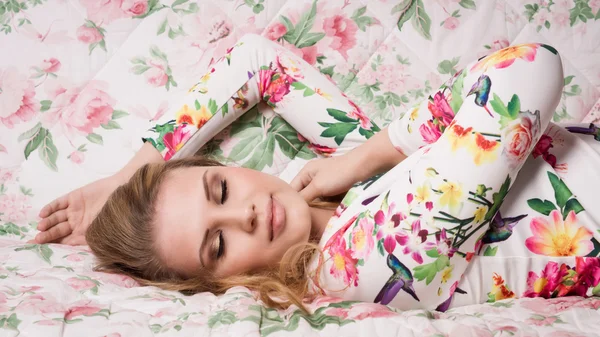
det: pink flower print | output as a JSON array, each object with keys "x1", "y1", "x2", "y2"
[
  {"x1": 93, "y1": 272, "x2": 138, "y2": 288},
  {"x1": 534, "y1": 8, "x2": 550, "y2": 26},
  {"x1": 43, "y1": 80, "x2": 115, "y2": 138},
  {"x1": 347, "y1": 100, "x2": 373, "y2": 129},
  {"x1": 323, "y1": 307, "x2": 349, "y2": 319},
  {"x1": 502, "y1": 110, "x2": 540, "y2": 169},
  {"x1": 65, "y1": 303, "x2": 102, "y2": 320},
  {"x1": 569, "y1": 257, "x2": 600, "y2": 297},
  {"x1": 163, "y1": 125, "x2": 192, "y2": 161},
  {"x1": 429, "y1": 92, "x2": 455, "y2": 125},
  {"x1": 526, "y1": 315, "x2": 559, "y2": 326},
  {"x1": 590, "y1": 0, "x2": 600, "y2": 13},
  {"x1": 0, "y1": 193, "x2": 32, "y2": 222},
  {"x1": 525, "y1": 210, "x2": 593, "y2": 257},
  {"x1": 489, "y1": 38, "x2": 510, "y2": 52},
  {"x1": 380, "y1": 77, "x2": 406, "y2": 93},
  {"x1": 329, "y1": 237, "x2": 359, "y2": 287},
  {"x1": 554, "y1": 0, "x2": 575, "y2": 10},
  {"x1": 374, "y1": 203, "x2": 407, "y2": 254},
  {"x1": 348, "y1": 302, "x2": 399, "y2": 320},
  {"x1": 323, "y1": 14, "x2": 358, "y2": 59},
  {"x1": 0, "y1": 68, "x2": 39, "y2": 128},
  {"x1": 121, "y1": 0, "x2": 148, "y2": 16},
  {"x1": 145, "y1": 62, "x2": 168, "y2": 87},
  {"x1": 65, "y1": 253, "x2": 85, "y2": 262},
  {"x1": 523, "y1": 261, "x2": 566, "y2": 298},
  {"x1": 357, "y1": 68, "x2": 377, "y2": 85},
  {"x1": 258, "y1": 69, "x2": 293, "y2": 104},
  {"x1": 18, "y1": 294, "x2": 65, "y2": 315},
  {"x1": 533, "y1": 134, "x2": 557, "y2": 168},
  {"x1": 424, "y1": 229, "x2": 456, "y2": 257},
  {"x1": 350, "y1": 217, "x2": 375, "y2": 260},
  {"x1": 66, "y1": 277, "x2": 97, "y2": 291},
  {"x1": 265, "y1": 22, "x2": 287, "y2": 41},
  {"x1": 419, "y1": 120, "x2": 442, "y2": 144},
  {"x1": 40, "y1": 58, "x2": 61, "y2": 73},
  {"x1": 35, "y1": 320, "x2": 62, "y2": 326},
  {"x1": 443, "y1": 17, "x2": 460, "y2": 30},
  {"x1": 76, "y1": 25, "x2": 103, "y2": 44},
  {"x1": 69, "y1": 151, "x2": 85, "y2": 164},
  {"x1": 0, "y1": 168, "x2": 18, "y2": 185},
  {"x1": 396, "y1": 219, "x2": 428, "y2": 264},
  {"x1": 80, "y1": 0, "x2": 128, "y2": 24},
  {"x1": 552, "y1": 11, "x2": 570, "y2": 27}
]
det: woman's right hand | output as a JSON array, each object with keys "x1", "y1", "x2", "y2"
[{"x1": 30, "y1": 175, "x2": 123, "y2": 245}]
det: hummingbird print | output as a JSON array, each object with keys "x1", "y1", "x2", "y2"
[
  {"x1": 474, "y1": 211, "x2": 527, "y2": 254},
  {"x1": 467, "y1": 74, "x2": 493, "y2": 117},
  {"x1": 565, "y1": 123, "x2": 600, "y2": 142},
  {"x1": 374, "y1": 253, "x2": 419, "y2": 305}
]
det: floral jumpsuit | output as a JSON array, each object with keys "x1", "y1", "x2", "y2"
[{"x1": 143, "y1": 34, "x2": 600, "y2": 311}]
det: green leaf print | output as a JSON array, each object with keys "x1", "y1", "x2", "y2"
[
  {"x1": 291, "y1": 82, "x2": 316, "y2": 97},
  {"x1": 101, "y1": 121, "x2": 121, "y2": 130},
  {"x1": 507, "y1": 95, "x2": 520, "y2": 119},
  {"x1": 484, "y1": 175, "x2": 511, "y2": 222},
  {"x1": 242, "y1": 135, "x2": 275, "y2": 171},
  {"x1": 437, "y1": 57, "x2": 460, "y2": 75},
  {"x1": 413, "y1": 257, "x2": 445, "y2": 285},
  {"x1": 449, "y1": 70, "x2": 466, "y2": 113},
  {"x1": 351, "y1": 6, "x2": 378, "y2": 32},
  {"x1": 23, "y1": 126, "x2": 45, "y2": 159},
  {"x1": 15, "y1": 244, "x2": 53, "y2": 264},
  {"x1": 569, "y1": 1, "x2": 595, "y2": 26},
  {"x1": 40, "y1": 99, "x2": 52, "y2": 112},
  {"x1": 483, "y1": 245, "x2": 498, "y2": 256},
  {"x1": 490, "y1": 93, "x2": 510, "y2": 118},
  {"x1": 229, "y1": 128, "x2": 263, "y2": 161},
  {"x1": 459, "y1": 0, "x2": 476, "y2": 9},
  {"x1": 548, "y1": 172, "x2": 572, "y2": 209},
  {"x1": 527, "y1": 198, "x2": 557, "y2": 216},
  {"x1": 208, "y1": 98, "x2": 218, "y2": 115},
  {"x1": 393, "y1": 0, "x2": 415, "y2": 31},
  {"x1": 319, "y1": 122, "x2": 358, "y2": 145},
  {"x1": 86, "y1": 133, "x2": 104, "y2": 145},
  {"x1": 39, "y1": 130, "x2": 58, "y2": 171},
  {"x1": 327, "y1": 108, "x2": 356, "y2": 123},
  {"x1": 275, "y1": 130, "x2": 308, "y2": 159},
  {"x1": 563, "y1": 198, "x2": 584, "y2": 219},
  {"x1": 282, "y1": 0, "x2": 323, "y2": 48},
  {"x1": 412, "y1": 0, "x2": 432, "y2": 40},
  {"x1": 111, "y1": 110, "x2": 129, "y2": 119}
]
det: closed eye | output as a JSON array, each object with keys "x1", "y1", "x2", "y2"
[{"x1": 220, "y1": 179, "x2": 228, "y2": 204}]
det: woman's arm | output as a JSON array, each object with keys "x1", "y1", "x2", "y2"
[{"x1": 113, "y1": 142, "x2": 164, "y2": 184}]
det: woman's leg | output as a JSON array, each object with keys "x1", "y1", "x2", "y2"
[
  {"x1": 142, "y1": 34, "x2": 377, "y2": 161},
  {"x1": 313, "y1": 44, "x2": 564, "y2": 310}
]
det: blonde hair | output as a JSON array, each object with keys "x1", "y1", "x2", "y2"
[{"x1": 86, "y1": 157, "x2": 334, "y2": 312}]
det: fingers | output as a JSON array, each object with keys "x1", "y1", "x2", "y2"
[
  {"x1": 39, "y1": 195, "x2": 69, "y2": 218},
  {"x1": 33, "y1": 222, "x2": 72, "y2": 244},
  {"x1": 290, "y1": 170, "x2": 309, "y2": 192},
  {"x1": 299, "y1": 182, "x2": 321, "y2": 203},
  {"x1": 37, "y1": 210, "x2": 68, "y2": 231}
]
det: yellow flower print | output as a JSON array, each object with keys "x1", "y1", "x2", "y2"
[
  {"x1": 474, "y1": 206, "x2": 488, "y2": 224},
  {"x1": 468, "y1": 133, "x2": 500, "y2": 165},
  {"x1": 414, "y1": 182, "x2": 431, "y2": 203},
  {"x1": 175, "y1": 103, "x2": 212, "y2": 129},
  {"x1": 447, "y1": 122, "x2": 473, "y2": 152},
  {"x1": 441, "y1": 265, "x2": 454, "y2": 284},
  {"x1": 438, "y1": 180, "x2": 463, "y2": 211},
  {"x1": 315, "y1": 88, "x2": 332, "y2": 101},
  {"x1": 409, "y1": 106, "x2": 419, "y2": 121}
]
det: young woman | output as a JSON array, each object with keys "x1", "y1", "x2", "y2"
[{"x1": 32, "y1": 34, "x2": 600, "y2": 312}]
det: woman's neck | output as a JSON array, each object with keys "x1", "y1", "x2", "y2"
[{"x1": 309, "y1": 206, "x2": 335, "y2": 241}]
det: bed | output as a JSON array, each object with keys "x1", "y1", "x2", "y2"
[{"x1": 1, "y1": 0, "x2": 600, "y2": 335}]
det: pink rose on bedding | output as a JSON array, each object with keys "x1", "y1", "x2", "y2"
[
  {"x1": 69, "y1": 151, "x2": 85, "y2": 164},
  {"x1": 347, "y1": 100, "x2": 373, "y2": 130},
  {"x1": 65, "y1": 253, "x2": 85, "y2": 262},
  {"x1": 0, "y1": 168, "x2": 18, "y2": 185},
  {"x1": 66, "y1": 277, "x2": 97, "y2": 291},
  {"x1": 65, "y1": 304, "x2": 102, "y2": 320},
  {"x1": 591, "y1": 0, "x2": 600, "y2": 14},
  {"x1": 265, "y1": 22, "x2": 287, "y2": 41},
  {"x1": 145, "y1": 63, "x2": 169, "y2": 87},
  {"x1": 0, "y1": 68, "x2": 39, "y2": 129},
  {"x1": 348, "y1": 302, "x2": 399, "y2": 320},
  {"x1": 323, "y1": 14, "x2": 358, "y2": 59},
  {"x1": 40, "y1": 58, "x2": 61, "y2": 73},
  {"x1": 80, "y1": 0, "x2": 127, "y2": 24},
  {"x1": 121, "y1": 0, "x2": 148, "y2": 16},
  {"x1": 43, "y1": 79, "x2": 115, "y2": 137},
  {"x1": 76, "y1": 25, "x2": 103, "y2": 44},
  {"x1": 17, "y1": 294, "x2": 65, "y2": 315},
  {"x1": 443, "y1": 17, "x2": 460, "y2": 30},
  {"x1": 501, "y1": 110, "x2": 540, "y2": 169},
  {"x1": 0, "y1": 193, "x2": 32, "y2": 222},
  {"x1": 286, "y1": 43, "x2": 319, "y2": 65}
]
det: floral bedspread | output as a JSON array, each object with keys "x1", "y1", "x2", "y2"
[{"x1": 1, "y1": 0, "x2": 600, "y2": 336}]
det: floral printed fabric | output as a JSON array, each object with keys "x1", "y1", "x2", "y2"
[{"x1": 2, "y1": 0, "x2": 600, "y2": 335}]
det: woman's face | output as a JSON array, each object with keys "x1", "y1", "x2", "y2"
[{"x1": 153, "y1": 166, "x2": 312, "y2": 278}]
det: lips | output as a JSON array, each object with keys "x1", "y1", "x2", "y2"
[{"x1": 267, "y1": 195, "x2": 285, "y2": 242}]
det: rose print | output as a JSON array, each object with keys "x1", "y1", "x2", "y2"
[
  {"x1": 66, "y1": 277, "x2": 97, "y2": 291},
  {"x1": 130, "y1": 46, "x2": 177, "y2": 90},
  {"x1": 0, "y1": 193, "x2": 32, "y2": 222},
  {"x1": 145, "y1": 62, "x2": 169, "y2": 87},
  {"x1": 121, "y1": 0, "x2": 148, "y2": 17},
  {"x1": 265, "y1": 23, "x2": 287, "y2": 41},
  {"x1": 65, "y1": 304, "x2": 102, "y2": 320},
  {"x1": 0, "y1": 67, "x2": 39, "y2": 129},
  {"x1": 322, "y1": 14, "x2": 358, "y2": 59},
  {"x1": 76, "y1": 25, "x2": 103, "y2": 44},
  {"x1": 39, "y1": 58, "x2": 61, "y2": 74},
  {"x1": 501, "y1": 110, "x2": 540, "y2": 169}
]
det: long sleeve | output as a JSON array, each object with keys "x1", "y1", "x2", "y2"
[{"x1": 142, "y1": 34, "x2": 379, "y2": 161}]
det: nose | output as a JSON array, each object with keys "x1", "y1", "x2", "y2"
[{"x1": 220, "y1": 203, "x2": 256, "y2": 233}]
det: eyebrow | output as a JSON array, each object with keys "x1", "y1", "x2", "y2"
[{"x1": 199, "y1": 170, "x2": 211, "y2": 268}]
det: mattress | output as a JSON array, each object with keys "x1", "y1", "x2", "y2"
[{"x1": 1, "y1": 0, "x2": 600, "y2": 335}]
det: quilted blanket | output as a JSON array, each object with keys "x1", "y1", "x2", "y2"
[{"x1": 1, "y1": 0, "x2": 600, "y2": 336}]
